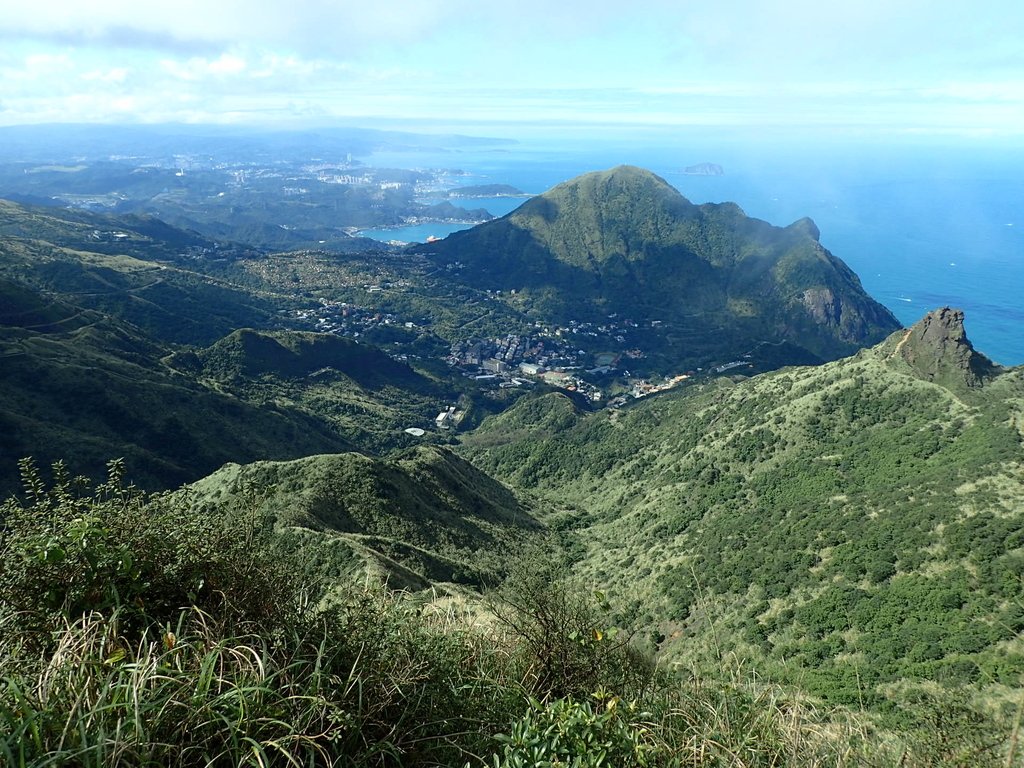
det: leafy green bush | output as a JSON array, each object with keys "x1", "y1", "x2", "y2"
[
  {"x1": 899, "y1": 690, "x2": 1009, "y2": 768},
  {"x1": 0, "y1": 458, "x2": 306, "y2": 647},
  {"x1": 0, "y1": 461, "x2": 525, "y2": 766},
  {"x1": 493, "y1": 695, "x2": 659, "y2": 768}
]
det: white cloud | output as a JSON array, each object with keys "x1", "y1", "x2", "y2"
[
  {"x1": 920, "y1": 81, "x2": 1024, "y2": 102},
  {"x1": 250, "y1": 55, "x2": 320, "y2": 79},
  {"x1": 0, "y1": 1, "x2": 481, "y2": 55},
  {"x1": 160, "y1": 54, "x2": 247, "y2": 81},
  {"x1": 207, "y1": 54, "x2": 246, "y2": 76},
  {"x1": 23, "y1": 52, "x2": 73, "y2": 73},
  {"x1": 81, "y1": 67, "x2": 129, "y2": 83}
]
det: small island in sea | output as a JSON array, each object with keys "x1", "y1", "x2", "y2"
[
  {"x1": 683, "y1": 162, "x2": 724, "y2": 176},
  {"x1": 446, "y1": 183, "x2": 527, "y2": 197}
]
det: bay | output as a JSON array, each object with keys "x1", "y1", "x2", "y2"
[{"x1": 359, "y1": 222, "x2": 477, "y2": 244}]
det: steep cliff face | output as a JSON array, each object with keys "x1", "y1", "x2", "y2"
[
  {"x1": 892, "y1": 307, "x2": 1000, "y2": 390},
  {"x1": 795, "y1": 282, "x2": 897, "y2": 348},
  {"x1": 416, "y1": 166, "x2": 901, "y2": 365}
]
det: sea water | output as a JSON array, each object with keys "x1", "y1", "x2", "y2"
[{"x1": 361, "y1": 134, "x2": 1024, "y2": 365}]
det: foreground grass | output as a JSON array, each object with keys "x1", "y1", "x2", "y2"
[{"x1": 1, "y1": 602, "x2": 896, "y2": 767}]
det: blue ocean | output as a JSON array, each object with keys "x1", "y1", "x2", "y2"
[{"x1": 362, "y1": 134, "x2": 1024, "y2": 365}]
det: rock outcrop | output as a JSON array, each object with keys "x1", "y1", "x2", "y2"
[{"x1": 896, "y1": 307, "x2": 999, "y2": 389}]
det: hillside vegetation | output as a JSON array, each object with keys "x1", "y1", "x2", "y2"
[
  {"x1": 0, "y1": 200, "x2": 502, "y2": 492},
  {"x1": 0, "y1": 319, "x2": 355, "y2": 496},
  {"x1": 2, "y1": 176, "x2": 1023, "y2": 763},
  {"x1": 0, "y1": 199, "x2": 272, "y2": 345},
  {"x1": 464, "y1": 309, "x2": 1024, "y2": 718},
  {"x1": 186, "y1": 445, "x2": 542, "y2": 590},
  {"x1": 166, "y1": 328, "x2": 469, "y2": 454},
  {"x1": 2, "y1": 461, "x2": 1006, "y2": 766}
]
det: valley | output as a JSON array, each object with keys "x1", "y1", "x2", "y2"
[{"x1": 464, "y1": 307, "x2": 1023, "y2": 711}]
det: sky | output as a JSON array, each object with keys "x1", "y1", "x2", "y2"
[{"x1": 2, "y1": 1, "x2": 1024, "y2": 136}]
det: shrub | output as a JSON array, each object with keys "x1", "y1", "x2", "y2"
[
  {"x1": 0, "y1": 458, "x2": 312, "y2": 648},
  {"x1": 489, "y1": 552, "x2": 656, "y2": 700},
  {"x1": 492, "y1": 695, "x2": 659, "y2": 768},
  {"x1": 899, "y1": 690, "x2": 1008, "y2": 767}
]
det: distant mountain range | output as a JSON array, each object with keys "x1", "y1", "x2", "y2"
[{"x1": 0, "y1": 125, "x2": 507, "y2": 253}]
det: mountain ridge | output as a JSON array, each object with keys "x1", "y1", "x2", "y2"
[{"x1": 186, "y1": 445, "x2": 541, "y2": 589}]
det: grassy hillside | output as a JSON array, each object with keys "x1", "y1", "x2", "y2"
[
  {"x1": 0, "y1": 198, "x2": 220, "y2": 259},
  {"x1": 0, "y1": 321, "x2": 355, "y2": 496},
  {"x1": 0, "y1": 312, "x2": 491, "y2": 494},
  {"x1": 0, "y1": 200, "x2": 281, "y2": 346},
  {"x1": 187, "y1": 327, "x2": 423, "y2": 383},
  {"x1": 0, "y1": 200, "x2": 513, "y2": 491},
  {"x1": 166, "y1": 327, "x2": 505, "y2": 453},
  {"x1": 186, "y1": 445, "x2": 541, "y2": 589},
  {"x1": 463, "y1": 310, "x2": 1024, "y2": 716}
]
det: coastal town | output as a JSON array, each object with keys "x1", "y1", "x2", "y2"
[{"x1": 294, "y1": 293, "x2": 755, "y2": 424}]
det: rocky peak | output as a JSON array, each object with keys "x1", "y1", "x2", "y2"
[
  {"x1": 786, "y1": 217, "x2": 820, "y2": 242},
  {"x1": 895, "y1": 307, "x2": 998, "y2": 389}
]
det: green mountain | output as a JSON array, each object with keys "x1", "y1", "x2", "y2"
[
  {"x1": 0, "y1": 199, "x2": 278, "y2": 345},
  {"x1": 186, "y1": 445, "x2": 541, "y2": 590},
  {"x1": 0, "y1": 313, "x2": 360, "y2": 497},
  {"x1": 175, "y1": 327, "x2": 428, "y2": 387},
  {"x1": 416, "y1": 166, "x2": 900, "y2": 367},
  {"x1": 166, "y1": 328, "x2": 468, "y2": 453},
  {"x1": 0, "y1": 290, "x2": 476, "y2": 494},
  {"x1": 0, "y1": 198, "x2": 217, "y2": 259},
  {"x1": 463, "y1": 307, "x2": 1023, "y2": 711}
]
